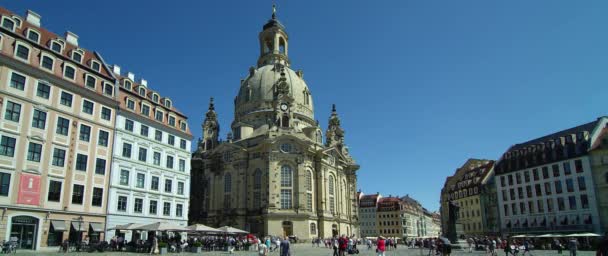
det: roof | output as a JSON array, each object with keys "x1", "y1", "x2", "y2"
[
  {"x1": 447, "y1": 160, "x2": 494, "y2": 193},
  {"x1": 591, "y1": 127, "x2": 608, "y2": 150},
  {"x1": 508, "y1": 120, "x2": 598, "y2": 152},
  {"x1": 115, "y1": 74, "x2": 187, "y2": 117}
]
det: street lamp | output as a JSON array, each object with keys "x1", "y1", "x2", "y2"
[{"x1": 73, "y1": 215, "x2": 84, "y2": 250}]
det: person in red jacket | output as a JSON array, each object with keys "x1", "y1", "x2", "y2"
[
  {"x1": 376, "y1": 236, "x2": 386, "y2": 256},
  {"x1": 338, "y1": 235, "x2": 348, "y2": 256}
]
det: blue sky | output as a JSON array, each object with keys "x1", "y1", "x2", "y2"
[{"x1": 5, "y1": 1, "x2": 608, "y2": 211}]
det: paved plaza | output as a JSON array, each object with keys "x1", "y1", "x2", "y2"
[{"x1": 9, "y1": 244, "x2": 599, "y2": 256}]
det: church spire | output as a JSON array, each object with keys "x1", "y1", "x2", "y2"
[
  {"x1": 326, "y1": 104, "x2": 345, "y2": 148},
  {"x1": 258, "y1": 4, "x2": 290, "y2": 67},
  {"x1": 200, "y1": 97, "x2": 219, "y2": 152}
]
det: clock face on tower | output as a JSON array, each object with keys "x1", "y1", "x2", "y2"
[{"x1": 280, "y1": 103, "x2": 289, "y2": 112}]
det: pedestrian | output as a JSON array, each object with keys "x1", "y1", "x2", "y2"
[
  {"x1": 521, "y1": 240, "x2": 532, "y2": 256},
  {"x1": 504, "y1": 239, "x2": 513, "y2": 256},
  {"x1": 339, "y1": 234, "x2": 347, "y2": 256},
  {"x1": 149, "y1": 235, "x2": 158, "y2": 255},
  {"x1": 258, "y1": 240, "x2": 268, "y2": 256},
  {"x1": 568, "y1": 238, "x2": 578, "y2": 256},
  {"x1": 376, "y1": 236, "x2": 386, "y2": 256},
  {"x1": 468, "y1": 237, "x2": 474, "y2": 253},
  {"x1": 280, "y1": 236, "x2": 290, "y2": 256},
  {"x1": 597, "y1": 233, "x2": 608, "y2": 256},
  {"x1": 332, "y1": 237, "x2": 339, "y2": 256}
]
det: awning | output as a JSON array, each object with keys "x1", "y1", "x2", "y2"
[
  {"x1": 90, "y1": 223, "x2": 104, "y2": 232},
  {"x1": 50, "y1": 220, "x2": 67, "y2": 231},
  {"x1": 71, "y1": 222, "x2": 87, "y2": 232}
]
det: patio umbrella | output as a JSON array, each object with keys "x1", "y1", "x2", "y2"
[
  {"x1": 136, "y1": 222, "x2": 188, "y2": 232},
  {"x1": 565, "y1": 233, "x2": 601, "y2": 237},
  {"x1": 186, "y1": 224, "x2": 221, "y2": 233},
  {"x1": 511, "y1": 235, "x2": 527, "y2": 238},
  {"x1": 536, "y1": 234, "x2": 562, "y2": 238},
  {"x1": 108, "y1": 223, "x2": 143, "y2": 231},
  {"x1": 217, "y1": 226, "x2": 249, "y2": 234}
]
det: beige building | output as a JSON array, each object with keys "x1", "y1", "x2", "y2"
[
  {"x1": 189, "y1": 8, "x2": 359, "y2": 240},
  {"x1": 376, "y1": 197, "x2": 405, "y2": 239},
  {"x1": 587, "y1": 127, "x2": 608, "y2": 233},
  {"x1": 0, "y1": 8, "x2": 116, "y2": 250}
]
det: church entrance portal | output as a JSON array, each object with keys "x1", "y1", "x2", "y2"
[
  {"x1": 282, "y1": 221, "x2": 293, "y2": 237},
  {"x1": 332, "y1": 224, "x2": 338, "y2": 237},
  {"x1": 9, "y1": 216, "x2": 39, "y2": 250}
]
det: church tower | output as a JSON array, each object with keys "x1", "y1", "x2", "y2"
[{"x1": 190, "y1": 5, "x2": 360, "y2": 240}]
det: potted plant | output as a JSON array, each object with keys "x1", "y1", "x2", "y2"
[
  {"x1": 192, "y1": 242, "x2": 203, "y2": 253},
  {"x1": 158, "y1": 242, "x2": 168, "y2": 255}
]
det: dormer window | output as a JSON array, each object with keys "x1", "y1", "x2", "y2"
[
  {"x1": 90, "y1": 60, "x2": 101, "y2": 72},
  {"x1": 164, "y1": 99, "x2": 172, "y2": 109},
  {"x1": 72, "y1": 50, "x2": 83, "y2": 63},
  {"x1": 152, "y1": 93, "x2": 159, "y2": 103},
  {"x1": 50, "y1": 41, "x2": 63, "y2": 53},
  {"x1": 1, "y1": 17, "x2": 15, "y2": 31},
  {"x1": 180, "y1": 122, "x2": 187, "y2": 131},
  {"x1": 155, "y1": 110, "x2": 164, "y2": 122},
  {"x1": 27, "y1": 29, "x2": 40, "y2": 43},
  {"x1": 104, "y1": 83, "x2": 113, "y2": 96},
  {"x1": 14, "y1": 42, "x2": 30, "y2": 62},
  {"x1": 168, "y1": 116, "x2": 176, "y2": 126},
  {"x1": 12, "y1": 17, "x2": 21, "y2": 28},
  {"x1": 123, "y1": 80, "x2": 132, "y2": 90},
  {"x1": 84, "y1": 74, "x2": 96, "y2": 89},
  {"x1": 126, "y1": 99, "x2": 135, "y2": 110},
  {"x1": 63, "y1": 64, "x2": 76, "y2": 80},
  {"x1": 138, "y1": 87, "x2": 146, "y2": 96}
]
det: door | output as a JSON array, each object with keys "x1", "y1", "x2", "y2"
[
  {"x1": 282, "y1": 221, "x2": 293, "y2": 237},
  {"x1": 10, "y1": 216, "x2": 39, "y2": 250}
]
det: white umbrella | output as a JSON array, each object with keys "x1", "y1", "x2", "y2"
[
  {"x1": 217, "y1": 226, "x2": 248, "y2": 234},
  {"x1": 536, "y1": 234, "x2": 562, "y2": 238},
  {"x1": 186, "y1": 224, "x2": 221, "y2": 233},
  {"x1": 136, "y1": 222, "x2": 188, "y2": 232},
  {"x1": 565, "y1": 233, "x2": 601, "y2": 237},
  {"x1": 511, "y1": 235, "x2": 527, "y2": 238},
  {"x1": 108, "y1": 223, "x2": 143, "y2": 231}
]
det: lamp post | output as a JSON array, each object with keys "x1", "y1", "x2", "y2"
[{"x1": 74, "y1": 215, "x2": 84, "y2": 251}]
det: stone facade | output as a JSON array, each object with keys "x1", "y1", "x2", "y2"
[
  {"x1": 189, "y1": 8, "x2": 359, "y2": 240},
  {"x1": 590, "y1": 127, "x2": 608, "y2": 233}
]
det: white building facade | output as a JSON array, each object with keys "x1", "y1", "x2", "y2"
[
  {"x1": 359, "y1": 193, "x2": 381, "y2": 238},
  {"x1": 105, "y1": 69, "x2": 192, "y2": 241}
]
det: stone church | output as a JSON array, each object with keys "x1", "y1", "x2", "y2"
[{"x1": 189, "y1": 8, "x2": 360, "y2": 240}]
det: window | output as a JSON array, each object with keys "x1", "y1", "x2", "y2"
[
  {"x1": 306, "y1": 193, "x2": 313, "y2": 211},
  {"x1": 166, "y1": 156, "x2": 174, "y2": 169},
  {"x1": 79, "y1": 124, "x2": 91, "y2": 141},
  {"x1": 574, "y1": 160, "x2": 583, "y2": 173},
  {"x1": 155, "y1": 110, "x2": 163, "y2": 122},
  {"x1": 72, "y1": 51, "x2": 83, "y2": 63},
  {"x1": 169, "y1": 116, "x2": 176, "y2": 126},
  {"x1": 153, "y1": 94, "x2": 159, "y2": 102},
  {"x1": 71, "y1": 184, "x2": 84, "y2": 204},
  {"x1": 47, "y1": 180, "x2": 62, "y2": 202},
  {"x1": 52, "y1": 148, "x2": 66, "y2": 167},
  {"x1": 4, "y1": 101, "x2": 21, "y2": 122},
  {"x1": 280, "y1": 189, "x2": 292, "y2": 209},
  {"x1": 557, "y1": 197, "x2": 565, "y2": 211},
  {"x1": 32, "y1": 110, "x2": 47, "y2": 129},
  {"x1": 82, "y1": 100, "x2": 94, "y2": 114},
  {"x1": 564, "y1": 162, "x2": 572, "y2": 175},
  {"x1": 141, "y1": 105, "x2": 150, "y2": 116},
  {"x1": 564, "y1": 178, "x2": 574, "y2": 192},
  {"x1": 180, "y1": 122, "x2": 187, "y2": 131},
  {"x1": 533, "y1": 169, "x2": 539, "y2": 181},
  {"x1": 27, "y1": 30, "x2": 40, "y2": 42},
  {"x1": 578, "y1": 177, "x2": 586, "y2": 191},
  {"x1": 552, "y1": 164, "x2": 560, "y2": 177},
  {"x1": 568, "y1": 196, "x2": 577, "y2": 210},
  {"x1": 122, "y1": 143, "x2": 132, "y2": 158},
  {"x1": 126, "y1": 99, "x2": 135, "y2": 110},
  {"x1": 537, "y1": 200, "x2": 544, "y2": 213},
  {"x1": 176, "y1": 204, "x2": 183, "y2": 217},
  {"x1": 140, "y1": 125, "x2": 149, "y2": 137},
  {"x1": 180, "y1": 139, "x2": 187, "y2": 150},
  {"x1": 50, "y1": 41, "x2": 62, "y2": 53},
  {"x1": 168, "y1": 135, "x2": 175, "y2": 146},
  {"x1": 124, "y1": 80, "x2": 132, "y2": 90},
  {"x1": 41, "y1": 55, "x2": 54, "y2": 70},
  {"x1": 155, "y1": 130, "x2": 162, "y2": 141},
  {"x1": 524, "y1": 171, "x2": 530, "y2": 183},
  {"x1": 60, "y1": 92, "x2": 73, "y2": 107},
  {"x1": 165, "y1": 179, "x2": 173, "y2": 193},
  {"x1": 135, "y1": 173, "x2": 145, "y2": 189},
  {"x1": 76, "y1": 154, "x2": 88, "y2": 171},
  {"x1": 544, "y1": 182, "x2": 552, "y2": 195},
  {"x1": 515, "y1": 173, "x2": 521, "y2": 184},
  {"x1": 547, "y1": 198, "x2": 554, "y2": 212},
  {"x1": 85, "y1": 75, "x2": 96, "y2": 89},
  {"x1": 165, "y1": 100, "x2": 172, "y2": 109},
  {"x1": 91, "y1": 187, "x2": 103, "y2": 207},
  {"x1": 224, "y1": 173, "x2": 232, "y2": 193},
  {"x1": 95, "y1": 158, "x2": 106, "y2": 175},
  {"x1": 151, "y1": 176, "x2": 159, "y2": 190},
  {"x1": 56, "y1": 117, "x2": 70, "y2": 135},
  {"x1": 9, "y1": 73, "x2": 26, "y2": 90},
  {"x1": 25, "y1": 142, "x2": 42, "y2": 162},
  {"x1": 15, "y1": 44, "x2": 29, "y2": 61},
  {"x1": 120, "y1": 170, "x2": 129, "y2": 185},
  {"x1": 104, "y1": 83, "x2": 113, "y2": 96},
  {"x1": 117, "y1": 196, "x2": 127, "y2": 211},
  {"x1": 125, "y1": 119, "x2": 134, "y2": 131},
  {"x1": 1, "y1": 18, "x2": 15, "y2": 31},
  {"x1": 555, "y1": 181, "x2": 563, "y2": 194},
  {"x1": 101, "y1": 107, "x2": 111, "y2": 121},
  {"x1": 153, "y1": 152, "x2": 161, "y2": 165},
  {"x1": 0, "y1": 173, "x2": 9, "y2": 196},
  {"x1": 179, "y1": 159, "x2": 185, "y2": 172},
  {"x1": 138, "y1": 148, "x2": 147, "y2": 162},
  {"x1": 139, "y1": 87, "x2": 146, "y2": 96},
  {"x1": 581, "y1": 195, "x2": 589, "y2": 209},
  {"x1": 329, "y1": 176, "x2": 336, "y2": 213},
  {"x1": 134, "y1": 198, "x2": 143, "y2": 213},
  {"x1": 542, "y1": 167, "x2": 549, "y2": 179},
  {"x1": 36, "y1": 82, "x2": 50, "y2": 99},
  {"x1": 91, "y1": 61, "x2": 101, "y2": 72},
  {"x1": 163, "y1": 202, "x2": 171, "y2": 216},
  {"x1": 149, "y1": 200, "x2": 158, "y2": 214},
  {"x1": 63, "y1": 65, "x2": 75, "y2": 80},
  {"x1": 98, "y1": 130, "x2": 109, "y2": 147},
  {"x1": 177, "y1": 182, "x2": 184, "y2": 195},
  {"x1": 281, "y1": 165, "x2": 292, "y2": 187}
]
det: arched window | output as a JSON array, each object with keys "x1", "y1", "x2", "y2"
[
  {"x1": 310, "y1": 223, "x2": 317, "y2": 235},
  {"x1": 280, "y1": 165, "x2": 293, "y2": 209},
  {"x1": 281, "y1": 115, "x2": 289, "y2": 128},
  {"x1": 254, "y1": 169, "x2": 262, "y2": 189},
  {"x1": 264, "y1": 38, "x2": 272, "y2": 54},
  {"x1": 342, "y1": 180, "x2": 347, "y2": 213},
  {"x1": 316, "y1": 131, "x2": 323, "y2": 144},
  {"x1": 306, "y1": 170, "x2": 313, "y2": 211},
  {"x1": 279, "y1": 37, "x2": 286, "y2": 54},
  {"x1": 329, "y1": 176, "x2": 336, "y2": 214},
  {"x1": 245, "y1": 87, "x2": 251, "y2": 102},
  {"x1": 224, "y1": 173, "x2": 232, "y2": 193},
  {"x1": 253, "y1": 169, "x2": 262, "y2": 208}
]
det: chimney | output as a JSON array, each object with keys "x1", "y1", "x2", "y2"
[
  {"x1": 112, "y1": 65, "x2": 121, "y2": 75},
  {"x1": 140, "y1": 79, "x2": 147, "y2": 87},
  {"x1": 65, "y1": 31, "x2": 79, "y2": 46},
  {"x1": 25, "y1": 10, "x2": 41, "y2": 27},
  {"x1": 127, "y1": 72, "x2": 135, "y2": 81}
]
